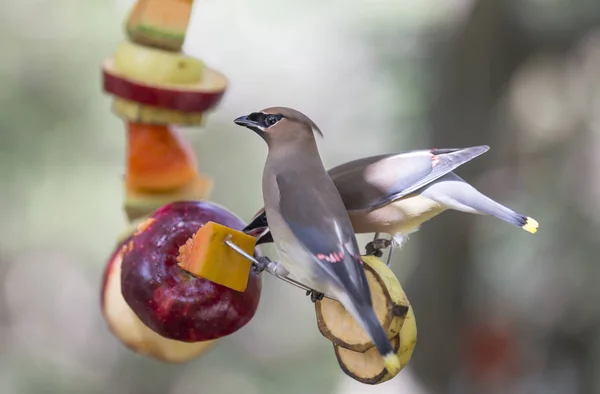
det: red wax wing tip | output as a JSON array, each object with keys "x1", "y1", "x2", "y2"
[{"x1": 317, "y1": 251, "x2": 345, "y2": 263}]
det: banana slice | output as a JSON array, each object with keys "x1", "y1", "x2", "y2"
[
  {"x1": 315, "y1": 255, "x2": 409, "y2": 352},
  {"x1": 334, "y1": 304, "x2": 417, "y2": 384},
  {"x1": 113, "y1": 40, "x2": 203, "y2": 85}
]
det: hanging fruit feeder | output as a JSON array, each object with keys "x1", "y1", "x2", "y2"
[{"x1": 98, "y1": 0, "x2": 417, "y2": 384}]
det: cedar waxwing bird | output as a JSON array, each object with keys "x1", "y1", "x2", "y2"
[
  {"x1": 244, "y1": 146, "x2": 539, "y2": 257},
  {"x1": 233, "y1": 106, "x2": 401, "y2": 374}
]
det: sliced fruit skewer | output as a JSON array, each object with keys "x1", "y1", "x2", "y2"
[{"x1": 100, "y1": 0, "x2": 241, "y2": 366}]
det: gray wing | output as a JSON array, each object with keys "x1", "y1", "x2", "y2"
[
  {"x1": 275, "y1": 172, "x2": 371, "y2": 302},
  {"x1": 330, "y1": 146, "x2": 489, "y2": 211}
]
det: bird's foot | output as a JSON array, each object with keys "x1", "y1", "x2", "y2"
[
  {"x1": 306, "y1": 290, "x2": 325, "y2": 303},
  {"x1": 252, "y1": 256, "x2": 272, "y2": 274},
  {"x1": 365, "y1": 238, "x2": 392, "y2": 257}
]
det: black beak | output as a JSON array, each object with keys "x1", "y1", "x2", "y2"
[
  {"x1": 234, "y1": 114, "x2": 265, "y2": 136},
  {"x1": 233, "y1": 115, "x2": 249, "y2": 126},
  {"x1": 234, "y1": 115, "x2": 258, "y2": 128}
]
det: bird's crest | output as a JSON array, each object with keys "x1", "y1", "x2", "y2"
[{"x1": 262, "y1": 106, "x2": 323, "y2": 138}]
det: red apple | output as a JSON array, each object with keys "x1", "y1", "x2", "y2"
[
  {"x1": 101, "y1": 239, "x2": 217, "y2": 363},
  {"x1": 102, "y1": 58, "x2": 227, "y2": 113},
  {"x1": 120, "y1": 200, "x2": 263, "y2": 342}
]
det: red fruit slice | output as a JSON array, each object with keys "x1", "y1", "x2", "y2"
[
  {"x1": 102, "y1": 58, "x2": 227, "y2": 113},
  {"x1": 120, "y1": 201, "x2": 263, "y2": 342},
  {"x1": 126, "y1": 122, "x2": 198, "y2": 192},
  {"x1": 101, "y1": 236, "x2": 217, "y2": 363}
]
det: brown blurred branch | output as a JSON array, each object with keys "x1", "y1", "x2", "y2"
[{"x1": 405, "y1": 0, "x2": 535, "y2": 391}]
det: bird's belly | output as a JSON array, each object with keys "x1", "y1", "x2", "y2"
[
  {"x1": 264, "y1": 209, "x2": 331, "y2": 294},
  {"x1": 349, "y1": 194, "x2": 446, "y2": 234},
  {"x1": 274, "y1": 240, "x2": 330, "y2": 294}
]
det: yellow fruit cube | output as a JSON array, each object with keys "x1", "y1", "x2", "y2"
[{"x1": 177, "y1": 221, "x2": 256, "y2": 292}]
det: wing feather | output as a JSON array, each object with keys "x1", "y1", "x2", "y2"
[
  {"x1": 275, "y1": 172, "x2": 370, "y2": 300},
  {"x1": 330, "y1": 146, "x2": 490, "y2": 211}
]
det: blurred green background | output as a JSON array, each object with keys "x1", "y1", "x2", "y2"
[{"x1": 2, "y1": 0, "x2": 600, "y2": 393}]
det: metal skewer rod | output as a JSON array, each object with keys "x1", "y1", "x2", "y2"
[{"x1": 224, "y1": 238, "x2": 339, "y2": 301}]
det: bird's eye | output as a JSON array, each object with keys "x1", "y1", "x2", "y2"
[{"x1": 265, "y1": 115, "x2": 279, "y2": 127}]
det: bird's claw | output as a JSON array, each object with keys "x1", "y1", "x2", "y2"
[
  {"x1": 252, "y1": 256, "x2": 272, "y2": 274},
  {"x1": 306, "y1": 290, "x2": 325, "y2": 303},
  {"x1": 365, "y1": 239, "x2": 392, "y2": 257}
]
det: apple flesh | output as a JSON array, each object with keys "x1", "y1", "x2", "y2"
[
  {"x1": 113, "y1": 40, "x2": 204, "y2": 86},
  {"x1": 120, "y1": 200, "x2": 263, "y2": 342},
  {"x1": 112, "y1": 97, "x2": 205, "y2": 126},
  {"x1": 101, "y1": 239, "x2": 217, "y2": 363},
  {"x1": 102, "y1": 58, "x2": 227, "y2": 113}
]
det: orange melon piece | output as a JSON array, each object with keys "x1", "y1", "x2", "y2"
[
  {"x1": 126, "y1": 122, "x2": 199, "y2": 192},
  {"x1": 126, "y1": 0, "x2": 195, "y2": 51},
  {"x1": 177, "y1": 221, "x2": 256, "y2": 292}
]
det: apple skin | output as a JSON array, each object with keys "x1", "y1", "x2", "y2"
[
  {"x1": 102, "y1": 59, "x2": 227, "y2": 113},
  {"x1": 101, "y1": 239, "x2": 217, "y2": 363},
  {"x1": 120, "y1": 200, "x2": 263, "y2": 342}
]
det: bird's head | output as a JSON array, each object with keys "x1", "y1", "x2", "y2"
[{"x1": 233, "y1": 106, "x2": 323, "y2": 146}]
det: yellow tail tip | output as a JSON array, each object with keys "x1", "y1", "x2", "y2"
[
  {"x1": 522, "y1": 217, "x2": 539, "y2": 234},
  {"x1": 383, "y1": 352, "x2": 401, "y2": 375}
]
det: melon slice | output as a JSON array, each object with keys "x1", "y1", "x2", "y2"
[
  {"x1": 126, "y1": 122, "x2": 199, "y2": 192},
  {"x1": 126, "y1": 0, "x2": 195, "y2": 51},
  {"x1": 123, "y1": 175, "x2": 214, "y2": 222}
]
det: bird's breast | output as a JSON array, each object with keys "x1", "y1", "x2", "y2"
[{"x1": 349, "y1": 193, "x2": 446, "y2": 234}]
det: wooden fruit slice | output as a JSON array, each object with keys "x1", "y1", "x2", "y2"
[
  {"x1": 334, "y1": 305, "x2": 417, "y2": 385},
  {"x1": 126, "y1": 122, "x2": 198, "y2": 192},
  {"x1": 315, "y1": 257, "x2": 409, "y2": 352}
]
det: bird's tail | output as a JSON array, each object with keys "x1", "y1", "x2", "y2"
[
  {"x1": 340, "y1": 293, "x2": 400, "y2": 374},
  {"x1": 422, "y1": 172, "x2": 539, "y2": 234}
]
